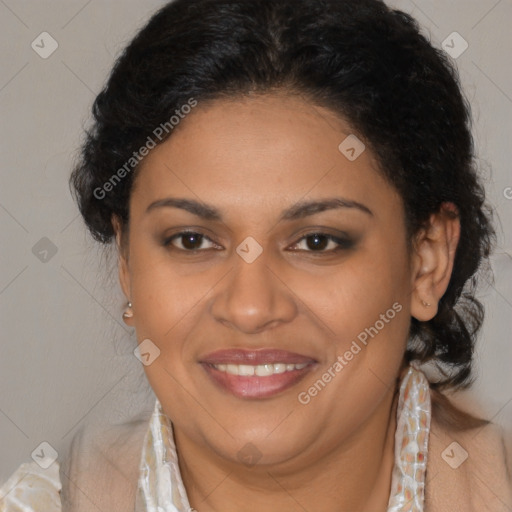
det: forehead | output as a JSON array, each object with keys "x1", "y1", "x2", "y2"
[{"x1": 130, "y1": 93, "x2": 401, "y2": 223}]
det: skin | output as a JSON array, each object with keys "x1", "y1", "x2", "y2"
[{"x1": 114, "y1": 91, "x2": 460, "y2": 511}]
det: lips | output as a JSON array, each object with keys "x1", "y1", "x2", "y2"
[{"x1": 199, "y1": 349, "x2": 317, "y2": 399}]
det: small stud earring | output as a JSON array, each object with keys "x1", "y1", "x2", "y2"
[
  {"x1": 123, "y1": 301, "x2": 133, "y2": 319},
  {"x1": 421, "y1": 300, "x2": 431, "y2": 308}
]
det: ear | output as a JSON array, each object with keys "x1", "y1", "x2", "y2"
[
  {"x1": 112, "y1": 214, "x2": 133, "y2": 325},
  {"x1": 410, "y1": 202, "x2": 460, "y2": 321}
]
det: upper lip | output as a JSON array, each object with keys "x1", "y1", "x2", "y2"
[{"x1": 199, "y1": 349, "x2": 317, "y2": 365}]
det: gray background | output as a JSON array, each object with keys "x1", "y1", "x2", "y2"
[{"x1": 1, "y1": 0, "x2": 511, "y2": 481}]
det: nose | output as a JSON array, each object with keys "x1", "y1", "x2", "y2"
[{"x1": 209, "y1": 248, "x2": 297, "y2": 334}]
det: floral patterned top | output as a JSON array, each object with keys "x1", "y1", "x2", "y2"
[{"x1": 0, "y1": 364, "x2": 431, "y2": 512}]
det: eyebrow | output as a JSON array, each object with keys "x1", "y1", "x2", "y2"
[{"x1": 146, "y1": 196, "x2": 373, "y2": 221}]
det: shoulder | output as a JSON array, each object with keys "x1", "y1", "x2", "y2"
[
  {"x1": 0, "y1": 460, "x2": 61, "y2": 512},
  {"x1": 59, "y1": 415, "x2": 149, "y2": 512},
  {"x1": 425, "y1": 391, "x2": 512, "y2": 512}
]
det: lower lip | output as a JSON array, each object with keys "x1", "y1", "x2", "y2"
[{"x1": 201, "y1": 364, "x2": 314, "y2": 399}]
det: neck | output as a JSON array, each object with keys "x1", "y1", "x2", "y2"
[{"x1": 175, "y1": 386, "x2": 399, "y2": 512}]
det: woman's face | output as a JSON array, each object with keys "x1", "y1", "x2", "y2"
[{"x1": 117, "y1": 92, "x2": 416, "y2": 468}]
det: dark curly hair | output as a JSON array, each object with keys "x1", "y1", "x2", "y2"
[{"x1": 70, "y1": 0, "x2": 496, "y2": 402}]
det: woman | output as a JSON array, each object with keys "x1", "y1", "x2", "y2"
[{"x1": 1, "y1": 0, "x2": 511, "y2": 510}]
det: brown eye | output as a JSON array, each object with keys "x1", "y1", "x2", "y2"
[
  {"x1": 164, "y1": 231, "x2": 217, "y2": 251},
  {"x1": 291, "y1": 233, "x2": 354, "y2": 253}
]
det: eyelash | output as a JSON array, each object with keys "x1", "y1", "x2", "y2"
[{"x1": 162, "y1": 230, "x2": 354, "y2": 255}]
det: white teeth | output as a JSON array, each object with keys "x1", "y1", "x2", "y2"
[
  {"x1": 212, "y1": 362, "x2": 309, "y2": 376},
  {"x1": 255, "y1": 364, "x2": 274, "y2": 376},
  {"x1": 238, "y1": 364, "x2": 255, "y2": 376},
  {"x1": 273, "y1": 364, "x2": 287, "y2": 374},
  {"x1": 227, "y1": 364, "x2": 238, "y2": 375}
]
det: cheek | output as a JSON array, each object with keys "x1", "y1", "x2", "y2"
[
  {"x1": 126, "y1": 253, "x2": 199, "y2": 396},
  {"x1": 305, "y1": 237, "x2": 411, "y2": 404},
  {"x1": 303, "y1": 244, "x2": 410, "y2": 342},
  {"x1": 295, "y1": 271, "x2": 408, "y2": 444},
  {"x1": 348, "y1": 242, "x2": 411, "y2": 356},
  {"x1": 128, "y1": 243, "x2": 199, "y2": 333},
  {"x1": 129, "y1": 259, "x2": 203, "y2": 419}
]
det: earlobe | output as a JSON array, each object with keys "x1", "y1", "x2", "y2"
[
  {"x1": 410, "y1": 202, "x2": 460, "y2": 322},
  {"x1": 112, "y1": 215, "x2": 133, "y2": 324},
  {"x1": 122, "y1": 301, "x2": 134, "y2": 324}
]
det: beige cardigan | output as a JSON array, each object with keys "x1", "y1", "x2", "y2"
[
  {"x1": 424, "y1": 411, "x2": 512, "y2": 511},
  {"x1": 58, "y1": 395, "x2": 512, "y2": 512}
]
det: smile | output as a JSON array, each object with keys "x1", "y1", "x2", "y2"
[
  {"x1": 199, "y1": 349, "x2": 316, "y2": 399},
  {"x1": 211, "y1": 362, "x2": 308, "y2": 376}
]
